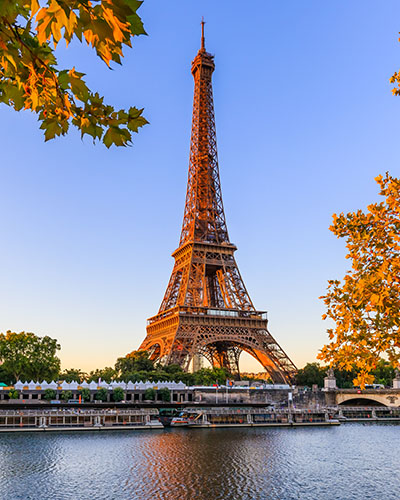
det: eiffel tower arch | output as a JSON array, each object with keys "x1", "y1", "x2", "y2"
[{"x1": 139, "y1": 22, "x2": 297, "y2": 384}]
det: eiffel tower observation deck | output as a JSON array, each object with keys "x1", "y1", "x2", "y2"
[{"x1": 139, "y1": 22, "x2": 297, "y2": 383}]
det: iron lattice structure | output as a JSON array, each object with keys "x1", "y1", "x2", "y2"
[{"x1": 139, "y1": 24, "x2": 297, "y2": 383}]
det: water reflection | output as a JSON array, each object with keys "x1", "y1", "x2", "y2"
[{"x1": 0, "y1": 425, "x2": 399, "y2": 500}]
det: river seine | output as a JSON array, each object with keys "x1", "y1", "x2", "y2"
[{"x1": 0, "y1": 424, "x2": 398, "y2": 500}]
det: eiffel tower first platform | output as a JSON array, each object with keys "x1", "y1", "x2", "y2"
[{"x1": 139, "y1": 23, "x2": 297, "y2": 383}]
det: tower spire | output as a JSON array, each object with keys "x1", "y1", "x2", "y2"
[
  {"x1": 179, "y1": 19, "x2": 226, "y2": 246},
  {"x1": 201, "y1": 17, "x2": 205, "y2": 50}
]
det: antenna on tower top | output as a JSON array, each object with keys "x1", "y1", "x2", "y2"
[{"x1": 201, "y1": 17, "x2": 205, "y2": 50}]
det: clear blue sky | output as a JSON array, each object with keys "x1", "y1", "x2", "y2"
[{"x1": 1, "y1": 0, "x2": 400, "y2": 372}]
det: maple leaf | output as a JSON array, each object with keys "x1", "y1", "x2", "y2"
[{"x1": 0, "y1": 0, "x2": 147, "y2": 147}]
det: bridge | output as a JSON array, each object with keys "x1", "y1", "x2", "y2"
[{"x1": 332, "y1": 389, "x2": 400, "y2": 407}]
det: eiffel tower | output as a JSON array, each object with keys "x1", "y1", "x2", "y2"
[{"x1": 139, "y1": 22, "x2": 297, "y2": 383}]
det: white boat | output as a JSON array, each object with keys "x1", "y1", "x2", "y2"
[
  {"x1": 170, "y1": 416, "x2": 191, "y2": 426},
  {"x1": 170, "y1": 410, "x2": 200, "y2": 427}
]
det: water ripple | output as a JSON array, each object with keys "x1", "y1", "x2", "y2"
[{"x1": 0, "y1": 425, "x2": 399, "y2": 500}]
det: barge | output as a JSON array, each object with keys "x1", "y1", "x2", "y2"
[
  {"x1": 171, "y1": 407, "x2": 340, "y2": 428},
  {"x1": 0, "y1": 408, "x2": 163, "y2": 432},
  {"x1": 7, "y1": 405, "x2": 400, "y2": 432},
  {"x1": 337, "y1": 406, "x2": 400, "y2": 422}
]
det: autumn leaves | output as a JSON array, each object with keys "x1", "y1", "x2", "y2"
[
  {"x1": 318, "y1": 174, "x2": 400, "y2": 387},
  {"x1": 0, "y1": 0, "x2": 148, "y2": 146}
]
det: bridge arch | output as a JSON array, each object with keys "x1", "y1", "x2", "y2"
[
  {"x1": 336, "y1": 392, "x2": 399, "y2": 407},
  {"x1": 338, "y1": 397, "x2": 387, "y2": 407}
]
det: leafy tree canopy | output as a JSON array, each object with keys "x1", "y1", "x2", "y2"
[
  {"x1": 58, "y1": 368, "x2": 88, "y2": 383},
  {"x1": 115, "y1": 350, "x2": 154, "y2": 375},
  {"x1": 0, "y1": 0, "x2": 148, "y2": 147},
  {"x1": 0, "y1": 330, "x2": 61, "y2": 382},
  {"x1": 318, "y1": 174, "x2": 400, "y2": 387},
  {"x1": 296, "y1": 361, "x2": 395, "y2": 389},
  {"x1": 295, "y1": 363, "x2": 326, "y2": 388},
  {"x1": 60, "y1": 368, "x2": 87, "y2": 383},
  {"x1": 192, "y1": 367, "x2": 230, "y2": 386},
  {"x1": 390, "y1": 31, "x2": 400, "y2": 97},
  {"x1": 0, "y1": 365, "x2": 13, "y2": 385},
  {"x1": 88, "y1": 366, "x2": 116, "y2": 383},
  {"x1": 113, "y1": 361, "x2": 230, "y2": 387},
  {"x1": 372, "y1": 359, "x2": 396, "y2": 387}
]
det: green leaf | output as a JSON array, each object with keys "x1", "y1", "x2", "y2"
[
  {"x1": 103, "y1": 126, "x2": 131, "y2": 148},
  {"x1": 40, "y1": 119, "x2": 63, "y2": 141},
  {"x1": 70, "y1": 76, "x2": 89, "y2": 102},
  {"x1": 58, "y1": 70, "x2": 70, "y2": 90},
  {"x1": 127, "y1": 115, "x2": 148, "y2": 132},
  {"x1": 127, "y1": 12, "x2": 147, "y2": 36},
  {"x1": 127, "y1": 107, "x2": 148, "y2": 132}
]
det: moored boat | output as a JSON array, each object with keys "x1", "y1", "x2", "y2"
[
  {"x1": 0, "y1": 408, "x2": 164, "y2": 432},
  {"x1": 179, "y1": 407, "x2": 340, "y2": 428},
  {"x1": 171, "y1": 410, "x2": 200, "y2": 427}
]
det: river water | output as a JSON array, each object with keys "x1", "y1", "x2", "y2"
[{"x1": 0, "y1": 424, "x2": 398, "y2": 500}]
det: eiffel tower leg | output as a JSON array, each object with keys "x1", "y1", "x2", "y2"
[
  {"x1": 242, "y1": 347, "x2": 287, "y2": 384},
  {"x1": 168, "y1": 342, "x2": 191, "y2": 370},
  {"x1": 203, "y1": 343, "x2": 241, "y2": 377},
  {"x1": 199, "y1": 346, "x2": 214, "y2": 367},
  {"x1": 230, "y1": 347, "x2": 241, "y2": 380}
]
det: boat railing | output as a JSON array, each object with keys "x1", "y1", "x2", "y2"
[
  {"x1": 0, "y1": 408, "x2": 159, "y2": 416},
  {"x1": 184, "y1": 407, "x2": 328, "y2": 416}
]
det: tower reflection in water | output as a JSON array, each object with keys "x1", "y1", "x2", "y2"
[{"x1": 125, "y1": 429, "x2": 276, "y2": 500}]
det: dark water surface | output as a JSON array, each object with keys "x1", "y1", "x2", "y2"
[{"x1": 0, "y1": 424, "x2": 398, "y2": 500}]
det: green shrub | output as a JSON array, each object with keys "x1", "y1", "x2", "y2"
[
  {"x1": 144, "y1": 388, "x2": 155, "y2": 401},
  {"x1": 60, "y1": 390, "x2": 73, "y2": 401},
  {"x1": 113, "y1": 387, "x2": 124, "y2": 402},
  {"x1": 8, "y1": 389, "x2": 19, "y2": 399},
  {"x1": 43, "y1": 389, "x2": 56, "y2": 401},
  {"x1": 158, "y1": 387, "x2": 171, "y2": 402},
  {"x1": 78, "y1": 388, "x2": 91, "y2": 402},
  {"x1": 94, "y1": 388, "x2": 108, "y2": 402}
]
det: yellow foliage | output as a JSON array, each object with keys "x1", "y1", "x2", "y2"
[
  {"x1": 0, "y1": 0, "x2": 148, "y2": 147},
  {"x1": 318, "y1": 173, "x2": 400, "y2": 388}
]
